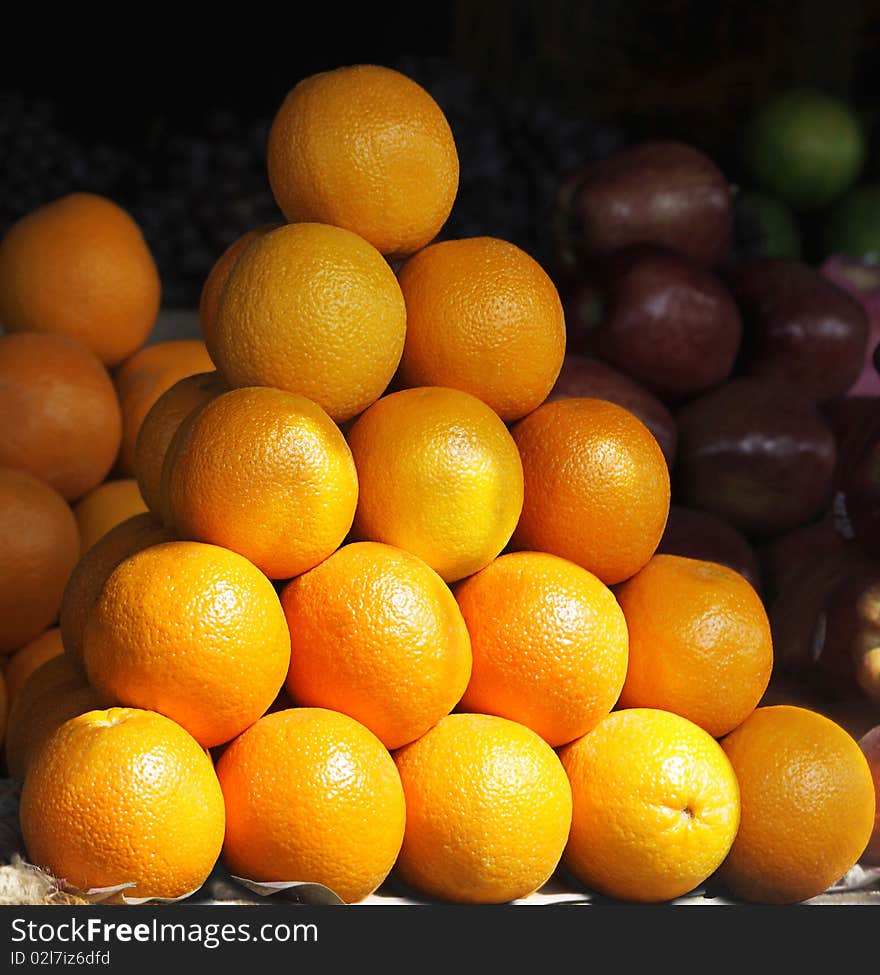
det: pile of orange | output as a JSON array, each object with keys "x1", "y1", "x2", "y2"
[{"x1": 0, "y1": 64, "x2": 875, "y2": 906}]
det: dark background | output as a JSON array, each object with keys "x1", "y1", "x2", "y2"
[{"x1": 2, "y1": 1, "x2": 879, "y2": 305}]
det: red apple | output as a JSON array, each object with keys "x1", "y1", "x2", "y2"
[
  {"x1": 858, "y1": 724, "x2": 880, "y2": 865},
  {"x1": 768, "y1": 539, "x2": 880, "y2": 707},
  {"x1": 824, "y1": 396, "x2": 880, "y2": 558},
  {"x1": 823, "y1": 566, "x2": 880, "y2": 707},
  {"x1": 554, "y1": 140, "x2": 732, "y2": 270},
  {"x1": 725, "y1": 258, "x2": 869, "y2": 403},
  {"x1": 675, "y1": 377, "x2": 837, "y2": 539},
  {"x1": 758, "y1": 518, "x2": 845, "y2": 604},
  {"x1": 768, "y1": 546, "x2": 859, "y2": 685},
  {"x1": 820, "y1": 255, "x2": 880, "y2": 396},
  {"x1": 581, "y1": 245, "x2": 742, "y2": 402}
]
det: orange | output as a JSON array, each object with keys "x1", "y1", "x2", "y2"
[
  {"x1": 346, "y1": 387, "x2": 523, "y2": 583},
  {"x1": 3, "y1": 627, "x2": 64, "y2": 709},
  {"x1": 559, "y1": 708, "x2": 741, "y2": 903},
  {"x1": 453, "y1": 551, "x2": 628, "y2": 747},
  {"x1": 0, "y1": 467, "x2": 79, "y2": 655},
  {"x1": 199, "y1": 225, "x2": 277, "y2": 360},
  {"x1": 511, "y1": 397, "x2": 670, "y2": 586},
  {"x1": 59, "y1": 512, "x2": 175, "y2": 671},
  {"x1": 0, "y1": 333, "x2": 122, "y2": 501},
  {"x1": 134, "y1": 371, "x2": 225, "y2": 515},
  {"x1": 113, "y1": 338, "x2": 215, "y2": 477},
  {"x1": 73, "y1": 479, "x2": 148, "y2": 554},
  {"x1": 83, "y1": 540, "x2": 291, "y2": 748},
  {"x1": 213, "y1": 223, "x2": 406, "y2": 423},
  {"x1": 217, "y1": 707, "x2": 406, "y2": 903},
  {"x1": 393, "y1": 713, "x2": 572, "y2": 903},
  {"x1": 20, "y1": 707, "x2": 225, "y2": 899},
  {"x1": 717, "y1": 705, "x2": 875, "y2": 904},
  {"x1": 0, "y1": 192, "x2": 160, "y2": 367},
  {"x1": 397, "y1": 237, "x2": 565, "y2": 421},
  {"x1": 616, "y1": 554, "x2": 773, "y2": 738},
  {"x1": 267, "y1": 64, "x2": 458, "y2": 257},
  {"x1": 281, "y1": 541, "x2": 472, "y2": 749},
  {"x1": 4, "y1": 654, "x2": 108, "y2": 783},
  {"x1": 163, "y1": 386, "x2": 358, "y2": 580}
]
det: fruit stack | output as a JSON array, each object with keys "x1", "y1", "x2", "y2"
[{"x1": 0, "y1": 65, "x2": 877, "y2": 907}]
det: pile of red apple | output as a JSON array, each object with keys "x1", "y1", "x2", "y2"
[{"x1": 551, "y1": 139, "x2": 880, "y2": 749}]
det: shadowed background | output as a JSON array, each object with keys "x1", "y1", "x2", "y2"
[{"x1": 1, "y1": 1, "x2": 878, "y2": 305}]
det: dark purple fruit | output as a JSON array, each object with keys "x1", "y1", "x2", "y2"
[
  {"x1": 823, "y1": 396, "x2": 880, "y2": 559},
  {"x1": 675, "y1": 377, "x2": 837, "y2": 539},
  {"x1": 555, "y1": 140, "x2": 732, "y2": 269},
  {"x1": 581, "y1": 244, "x2": 742, "y2": 401},
  {"x1": 657, "y1": 506, "x2": 762, "y2": 594},
  {"x1": 758, "y1": 519, "x2": 845, "y2": 604},
  {"x1": 726, "y1": 258, "x2": 869, "y2": 402}
]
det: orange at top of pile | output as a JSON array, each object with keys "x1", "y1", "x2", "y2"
[{"x1": 0, "y1": 63, "x2": 875, "y2": 911}]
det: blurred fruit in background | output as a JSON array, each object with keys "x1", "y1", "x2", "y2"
[
  {"x1": 572, "y1": 243, "x2": 742, "y2": 401},
  {"x1": 0, "y1": 333, "x2": 122, "y2": 502},
  {"x1": 0, "y1": 193, "x2": 160, "y2": 367},
  {"x1": 73, "y1": 479, "x2": 148, "y2": 555},
  {"x1": 825, "y1": 183, "x2": 880, "y2": 263},
  {"x1": 675, "y1": 377, "x2": 837, "y2": 539},
  {"x1": 2, "y1": 628, "x2": 64, "y2": 711},
  {"x1": 742, "y1": 88, "x2": 865, "y2": 213},
  {"x1": 134, "y1": 371, "x2": 226, "y2": 515},
  {"x1": 823, "y1": 396, "x2": 880, "y2": 560},
  {"x1": 725, "y1": 258, "x2": 868, "y2": 402},
  {"x1": 758, "y1": 519, "x2": 845, "y2": 605},
  {"x1": 731, "y1": 190, "x2": 803, "y2": 261},
  {"x1": 4, "y1": 655, "x2": 108, "y2": 785},
  {"x1": 820, "y1": 256, "x2": 880, "y2": 396},
  {"x1": 553, "y1": 139, "x2": 732, "y2": 273},
  {"x1": 821, "y1": 565, "x2": 880, "y2": 707},
  {"x1": 0, "y1": 468, "x2": 79, "y2": 656},
  {"x1": 767, "y1": 541, "x2": 868, "y2": 689},
  {"x1": 857, "y1": 724, "x2": 880, "y2": 866},
  {"x1": 113, "y1": 339, "x2": 215, "y2": 478}
]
